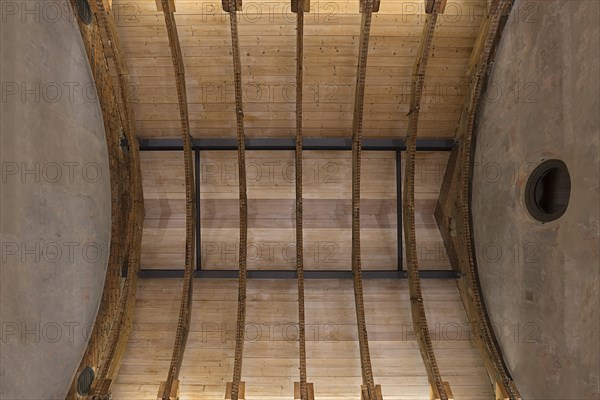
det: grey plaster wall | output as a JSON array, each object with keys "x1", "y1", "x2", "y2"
[
  {"x1": 0, "y1": 2, "x2": 111, "y2": 399},
  {"x1": 472, "y1": 0, "x2": 599, "y2": 398}
]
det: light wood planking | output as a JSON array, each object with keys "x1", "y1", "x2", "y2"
[
  {"x1": 112, "y1": 0, "x2": 486, "y2": 139},
  {"x1": 139, "y1": 150, "x2": 451, "y2": 271},
  {"x1": 402, "y1": 151, "x2": 452, "y2": 271},
  {"x1": 112, "y1": 278, "x2": 493, "y2": 399}
]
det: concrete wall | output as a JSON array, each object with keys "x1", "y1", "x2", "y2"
[
  {"x1": 472, "y1": 0, "x2": 599, "y2": 398},
  {"x1": 0, "y1": 2, "x2": 111, "y2": 399}
]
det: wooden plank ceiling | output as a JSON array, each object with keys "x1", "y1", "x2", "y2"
[
  {"x1": 111, "y1": 0, "x2": 485, "y2": 139},
  {"x1": 113, "y1": 279, "x2": 493, "y2": 399},
  {"x1": 140, "y1": 151, "x2": 450, "y2": 271}
]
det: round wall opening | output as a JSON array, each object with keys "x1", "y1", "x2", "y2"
[
  {"x1": 77, "y1": 366, "x2": 95, "y2": 396},
  {"x1": 75, "y1": 0, "x2": 92, "y2": 25},
  {"x1": 525, "y1": 159, "x2": 571, "y2": 222}
]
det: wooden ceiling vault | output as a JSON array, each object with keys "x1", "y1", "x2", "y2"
[
  {"x1": 108, "y1": 0, "x2": 485, "y2": 140},
  {"x1": 67, "y1": 0, "x2": 523, "y2": 399}
]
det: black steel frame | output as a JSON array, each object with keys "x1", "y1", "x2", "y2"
[
  {"x1": 139, "y1": 269, "x2": 461, "y2": 279},
  {"x1": 133, "y1": 137, "x2": 455, "y2": 152},
  {"x1": 132, "y1": 137, "x2": 455, "y2": 279}
]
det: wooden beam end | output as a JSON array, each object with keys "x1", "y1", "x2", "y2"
[
  {"x1": 156, "y1": 0, "x2": 176, "y2": 12},
  {"x1": 425, "y1": 0, "x2": 448, "y2": 13},
  {"x1": 157, "y1": 380, "x2": 179, "y2": 400},
  {"x1": 360, "y1": 384, "x2": 383, "y2": 400},
  {"x1": 294, "y1": 382, "x2": 315, "y2": 399},
  {"x1": 222, "y1": 0, "x2": 243, "y2": 12},
  {"x1": 359, "y1": 0, "x2": 381, "y2": 13},
  {"x1": 430, "y1": 382, "x2": 454, "y2": 400},
  {"x1": 439, "y1": 0, "x2": 448, "y2": 13},
  {"x1": 91, "y1": 378, "x2": 112, "y2": 398},
  {"x1": 495, "y1": 381, "x2": 521, "y2": 400},
  {"x1": 291, "y1": 0, "x2": 311, "y2": 13},
  {"x1": 225, "y1": 382, "x2": 246, "y2": 399}
]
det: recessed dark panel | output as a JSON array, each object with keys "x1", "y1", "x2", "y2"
[{"x1": 525, "y1": 159, "x2": 571, "y2": 222}]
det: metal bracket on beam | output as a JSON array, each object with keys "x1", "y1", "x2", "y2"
[
  {"x1": 156, "y1": 0, "x2": 176, "y2": 12},
  {"x1": 291, "y1": 0, "x2": 310, "y2": 12},
  {"x1": 359, "y1": 0, "x2": 381, "y2": 13},
  {"x1": 222, "y1": 0, "x2": 242, "y2": 12}
]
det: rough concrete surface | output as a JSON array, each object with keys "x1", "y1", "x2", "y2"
[
  {"x1": 472, "y1": 0, "x2": 600, "y2": 398},
  {"x1": 0, "y1": 2, "x2": 111, "y2": 399}
]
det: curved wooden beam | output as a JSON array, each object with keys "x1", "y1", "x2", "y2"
[
  {"x1": 434, "y1": 0, "x2": 522, "y2": 398},
  {"x1": 351, "y1": 1, "x2": 382, "y2": 399},
  {"x1": 88, "y1": 1, "x2": 145, "y2": 397},
  {"x1": 402, "y1": 1, "x2": 451, "y2": 398},
  {"x1": 157, "y1": 1, "x2": 197, "y2": 398},
  {"x1": 224, "y1": 0, "x2": 248, "y2": 398},
  {"x1": 291, "y1": 1, "x2": 314, "y2": 399},
  {"x1": 65, "y1": 1, "x2": 139, "y2": 398}
]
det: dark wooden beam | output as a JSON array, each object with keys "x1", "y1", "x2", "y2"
[
  {"x1": 402, "y1": 0, "x2": 453, "y2": 397},
  {"x1": 351, "y1": 1, "x2": 383, "y2": 398},
  {"x1": 87, "y1": 1, "x2": 145, "y2": 398},
  {"x1": 156, "y1": 0, "x2": 197, "y2": 398},
  {"x1": 434, "y1": 0, "x2": 521, "y2": 398}
]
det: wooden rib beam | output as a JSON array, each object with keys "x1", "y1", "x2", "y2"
[
  {"x1": 222, "y1": 0, "x2": 242, "y2": 12},
  {"x1": 351, "y1": 1, "x2": 382, "y2": 399},
  {"x1": 291, "y1": 0, "x2": 310, "y2": 13},
  {"x1": 402, "y1": 1, "x2": 452, "y2": 399},
  {"x1": 157, "y1": 0, "x2": 197, "y2": 398},
  {"x1": 291, "y1": 1, "x2": 314, "y2": 399},
  {"x1": 223, "y1": 0, "x2": 248, "y2": 398},
  {"x1": 425, "y1": 0, "x2": 448, "y2": 14},
  {"x1": 65, "y1": 1, "x2": 139, "y2": 398},
  {"x1": 87, "y1": 1, "x2": 145, "y2": 397},
  {"x1": 156, "y1": 0, "x2": 175, "y2": 11},
  {"x1": 433, "y1": 0, "x2": 522, "y2": 397}
]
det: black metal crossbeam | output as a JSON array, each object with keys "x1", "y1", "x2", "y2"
[
  {"x1": 131, "y1": 137, "x2": 455, "y2": 151},
  {"x1": 133, "y1": 269, "x2": 461, "y2": 279}
]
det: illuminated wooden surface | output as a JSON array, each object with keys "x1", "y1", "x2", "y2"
[{"x1": 112, "y1": 278, "x2": 493, "y2": 399}]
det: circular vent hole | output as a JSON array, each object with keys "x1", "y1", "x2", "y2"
[
  {"x1": 525, "y1": 159, "x2": 571, "y2": 222},
  {"x1": 75, "y1": 0, "x2": 92, "y2": 25},
  {"x1": 77, "y1": 366, "x2": 95, "y2": 396}
]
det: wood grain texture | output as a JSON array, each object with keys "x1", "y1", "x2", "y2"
[
  {"x1": 111, "y1": 278, "x2": 494, "y2": 399},
  {"x1": 87, "y1": 1, "x2": 146, "y2": 398},
  {"x1": 65, "y1": 1, "x2": 133, "y2": 398},
  {"x1": 111, "y1": 0, "x2": 485, "y2": 139},
  {"x1": 156, "y1": 1, "x2": 197, "y2": 396},
  {"x1": 434, "y1": 0, "x2": 520, "y2": 397},
  {"x1": 139, "y1": 150, "x2": 451, "y2": 271},
  {"x1": 401, "y1": 3, "x2": 449, "y2": 397}
]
